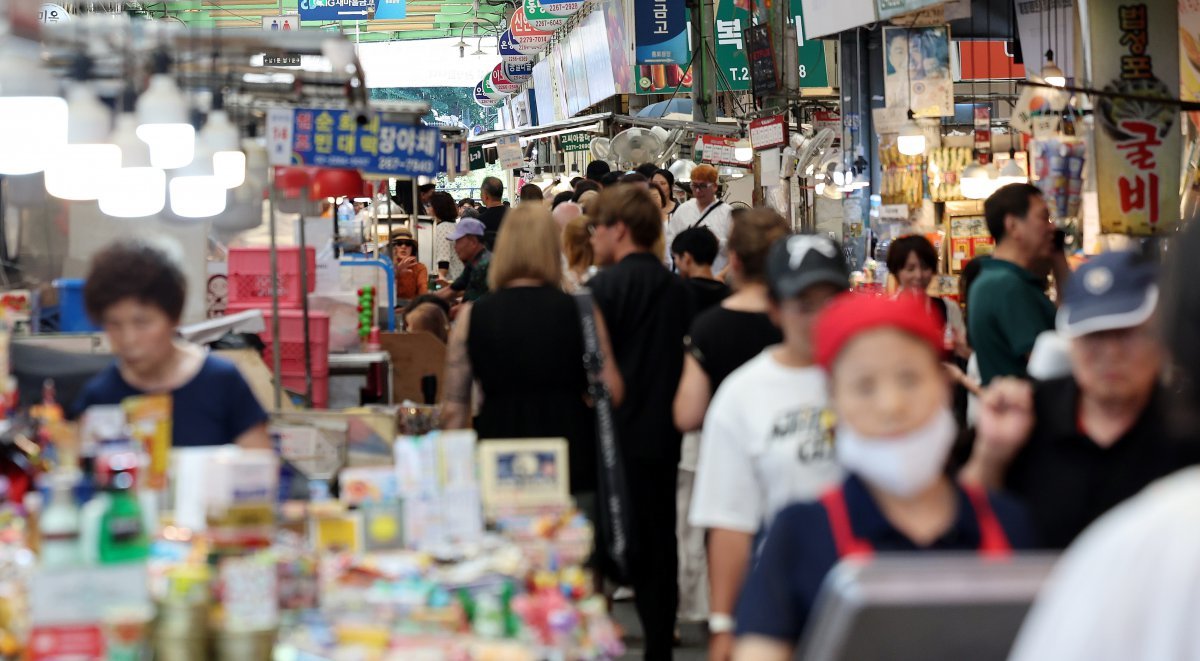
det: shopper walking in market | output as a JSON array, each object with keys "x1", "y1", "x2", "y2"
[
  {"x1": 690, "y1": 233, "x2": 848, "y2": 659},
  {"x1": 73, "y1": 239, "x2": 270, "y2": 449},
  {"x1": 441, "y1": 205, "x2": 622, "y2": 499},
  {"x1": 671, "y1": 211, "x2": 787, "y2": 633},
  {"x1": 477, "y1": 176, "x2": 508, "y2": 250},
  {"x1": 733, "y1": 293, "x2": 1036, "y2": 659},
  {"x1": 961, "y1": 249, "x2": 1196, "y2": 548},
  {"x1": 390, "y1": 228, "x2": 428, "y2": 304},
  {"x1": 968, "y1": 183, "x2": 1069, "y2": 385},
  {"x1": 886, "y1": 234, "x2": 968, "y2": 357},
  {"x1": 435, "y1": 218, "x2": 492, "y2": 307},
  {"x1": 429, "y1": 191, "x2": 465, "y2": 282},
  {"x1": 668, "y1": 165, "x2": 734, "y2": 276},
  {"x1": 588, "y1": 183, "x2": 693, "y2": 660}
]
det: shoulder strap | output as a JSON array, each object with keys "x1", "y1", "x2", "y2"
[
  {"x1": 961, "y1": 485, "x2": 1013, "y2": 557},
  {"x1": 689, "y1": 200, "x2": 725, "y2": 230},
  {"x1": 820, "y1": 487, "x2": 874, "y2": 559}
]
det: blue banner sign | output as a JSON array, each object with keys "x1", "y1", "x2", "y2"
[
  {"x1": 291, "y1": 108, "x2": 442, "y2": 177},
  {"x1": 297, "y1": 0, "x2": 373, "y2": 21},
  {"x1": 635, "y1": 0, "x2": 688, "y2": 65},
  {"x1": 373, "y1": 0, "x2": 405, "y2": 19}
]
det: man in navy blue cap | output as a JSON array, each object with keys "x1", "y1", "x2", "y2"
[{"x1": 962, "y1": 250, "x2": 1197, "y2": 548}]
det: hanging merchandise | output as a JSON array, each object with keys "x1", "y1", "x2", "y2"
[
  {"x1": 1029, "y1": 138, "x2": 1086, "y2": 221},
  {"x1": 879, "y1": 137, "x2": 924, "y2": 208},
  {"x1": 634, "y1": 0, "x2": 688, "y2": 65},
  {"x1": 881, "y1": 26, "x2": 953, "y2": 118},
  {"x1": 927, "y1": 147, "x2": 972, "y2": 202},
  {"x1": 1089, "y1": 0, "x2": 1180, "y2": 235},
  {"x1": 1014, "y1": 0, "x2": 1076, "y2": 85}
]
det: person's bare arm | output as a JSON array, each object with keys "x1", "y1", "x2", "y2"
[
  {"x1": 733, "y1": 636, "x2": 793, "y2": 661},
  {"x1": 674, "y1": 353, "x2": 712, "y2": 433},
  {"x1": 435, "y1": 285, "x2": 461, "y2": 302},
  {"x1": 440, "y1": 304, "x2": 474, "y2": 429},
  {"x1": 234, "y1": 423, "x2": 272, "y2": 450},
  {"x1": 707, "y1": 528, "x2": 754, "y2": 661},
  {"x1": 593, "y1": 304, "x2": 624, "y2": 407}
]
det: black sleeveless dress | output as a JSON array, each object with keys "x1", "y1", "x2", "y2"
[{"x1": 467, "y1": 285, "x2": 596, "y2": 494}]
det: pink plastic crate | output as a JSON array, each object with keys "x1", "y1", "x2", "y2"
[
  {"x1": 281, "y1": 374, "x2": 329, "y2": 409},
  {"x1": 227, "y1": 247, "x2": 317, "y2": 308},
  {"x1": 226, "y1": 303, "x2": 330, "y2": 376}
]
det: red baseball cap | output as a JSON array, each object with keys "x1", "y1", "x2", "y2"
[{"x1": 814, "y1": 292, "x2": 946, "y2": 370}]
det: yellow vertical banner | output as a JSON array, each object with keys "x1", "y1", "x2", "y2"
[{"x1": 1092, "y1": 0, "x2": 1180, "y2": 235}]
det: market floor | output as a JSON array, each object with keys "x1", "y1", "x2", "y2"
[{"x1": 611, "y1": 603, "x2": 707, "y2": 659}]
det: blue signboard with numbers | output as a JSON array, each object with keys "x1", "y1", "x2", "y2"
[{"x1": 290, "y1": 108, "x2": 442, "y2": 177}]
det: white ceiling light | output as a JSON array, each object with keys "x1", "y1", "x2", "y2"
[
  {"x1": 0, "y1": 47, "x2": 68, "y2": 175},
  {"x1": 136, "y1": 74, "x2": 195, "y2": 169},
  {"x1": 1042, "y1": 50, "x2": 1066, "y2": 88},
  {"x1": 961, "y1": 162, "x2": 994, "y2": 200},
  {"x1": 200, "y1": 109, "x2": 245, "y2": 189},
  {"x1": 733, "y1": 140, "x2": 754, "y2": 163},
  {"x1": 169, "y1": 138, "x2": 226, "y2": 218},
  {"x1": 897, "y1": 113, "x2": 926, "y2": 156},
  {"x1": 100, "y1": 114, "x2": 166, "y2": 218},
  {"x1": 45, "y1": 84, "x2": 121, "y2": 201}
]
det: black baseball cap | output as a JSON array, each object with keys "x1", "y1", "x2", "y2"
[{"x1": 767, "y1": 234, "x2": 851, "y2": 300}]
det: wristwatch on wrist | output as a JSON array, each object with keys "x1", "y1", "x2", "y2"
[{"x1": 708, "y1": 613, "x2": 736, "y2": 634}]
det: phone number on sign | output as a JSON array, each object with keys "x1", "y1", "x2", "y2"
[{"x1": 377, "y1": 157, "x2": 439, "y2": 175}]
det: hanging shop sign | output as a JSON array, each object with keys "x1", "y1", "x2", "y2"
[
  {"x1": 38, "y1": 3, "x2": 69, "y2": 23},
  {"x1": 792, "y1": 0, "x2": 830, "y2": 88},
  {"x1": 1015, "y1": 0, "x2": 1076, "y2": 83},
  {"x1": 750, "y1": 115, "x2": 788, "y2": 150},
  {"x1": 522, "y1": 0, "x2": 569, "y2": 30},
  {"x1": 539, "y1": 0, "x2": 583, "y2": 16},
  {"x1": 511, "y1": 7, "x2": 554, "y2": 50},
  {"x1": 559, "y1": 132, "x2": 594, "y2": 152},
  {"x1": 714, "y1": 0, "x2": 752, "y2": 91},
  {"x1": 374, "y1": 0, "x2": 405, "y2": 19},
  {"x1": 499, "y1": 31, "x2": 533, "y2": 64},
  {"x1": 746, "y1": 24, "x2": 779, "y2": 98},
  {"x1": 286, "y1": 108, "x2": 443, "y2": 178},
  {"x1": 490, "y1": 65, "x2": 521, "y2": 94},
  {"x1": 635, "y1": 64, "x2": 692, "y2": 94},
  {"x1": 496, "y1": 135, "x2": 524, "y2": 171},
  {"x1": 875, "y1": 0, "x2": 940, "y2": 20},
  {"x1": 503, "y1": 61, "x2": 534, "y2": 84},
  {"x1": 882, "y1": 25, "x2": 953, "y2": 118},
  {"x1": 699, "y1": 135, "x2": 742, "y2": 167},
  {"x1": 468, "y1": 144, "x2": 487, "y2": 170},
  {"x1": 480, "y1": 75, "x2": 508, "y2": 100},
  {"x1": 635, "y1": 0, "x2": 689, "y2": 65},
  {"x1": 473, "y1": 81, "x2": 501, "y2": 107},
  {"x1": 1090, "y1": 0, "x2": 1180, "y2": 235},
  {"x1": 297, "y1": 0, "x2": 373, "y2": 21}
]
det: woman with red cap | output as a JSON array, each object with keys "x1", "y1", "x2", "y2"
[{"x1": 733, "y1": 294, "x2": 1035, "y2": 659}]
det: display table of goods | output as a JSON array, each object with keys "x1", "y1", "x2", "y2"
[{"x1": 0, "y1": 397, "x2": 621, "y2": 661}]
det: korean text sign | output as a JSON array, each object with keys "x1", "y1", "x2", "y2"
[
  {"x1": 1090, "y1": 0, "x2": 1180, "y2": 234},
  {"x1": 297, "y1": 0, "x2": 373, "y2": 20},
  {"x1": 291, "y1": 109, "x2": 443, "y2": 178},
  {"x1": 714, "y1": 0, "x2": 751, "y2": 91},
  {"x1": 635, "y1": 0, "x2": 688, "y2": 65}
]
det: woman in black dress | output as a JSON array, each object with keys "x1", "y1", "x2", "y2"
[{"x1": 441, "y1": 205, "x2": 623, "y2": 496}]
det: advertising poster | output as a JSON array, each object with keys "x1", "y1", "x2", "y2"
[
  {"x1": 635, "y1": 64, "x2": 693, "y2": 94},
  {"x1": 882, "y1": 25, "x2": 953, "y2": 118},
  {"x1": 715, "y1": 0, "x2": 752, "y2": 91},
  {"x1": 601, "y1": 0, "x2": 635, "y2": 93},
  {"x1": 635, "y1": 0, "x2": 689, "y2": 65},
  {"x1": 1014, "y1": 0, "x2": 1075, "y2": 83},
  {"x1": 1091, "y1": 0, "x2": 1180, "y2": 234}
]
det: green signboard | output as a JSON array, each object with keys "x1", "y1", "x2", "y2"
[
  {"x1": 468, "y1": 144, "x2": 486, "y2": 170},
  {"x1": 793, "y1": 0, "x2": 830, "y2": 88},
  {"x1": 714, "y1": 0, "x2": 752, "y2": 92},
  {"x1": 559, "y1": 132, "x2": 594, "y2": 152}
]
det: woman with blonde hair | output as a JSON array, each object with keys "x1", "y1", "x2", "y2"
[
  {"x1": 442, "y1": 205, "x2": 623, "y2": 498},
  {"x1": 562, "y1": 214, "x2": 597, "y2": 293}
]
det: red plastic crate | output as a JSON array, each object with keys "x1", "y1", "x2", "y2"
[
  {"x1": 281, "y1": 374, "x2": 329, "y2": 409},
  {"x1": 227, "y1": 247, "x2": 317, "y2": 308},
  {"x1": 226, "y1": 303, "x2": 330, "y2": 376}
]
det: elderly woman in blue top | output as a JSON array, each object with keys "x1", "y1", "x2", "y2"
[
  {"x1": 733, "y1": 294, "x2": 1034, "y2": 660},
  {"x1": 72, "y1": 240, "x2": 270, "y2": 449}
]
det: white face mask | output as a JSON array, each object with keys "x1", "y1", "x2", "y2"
[{"x1": 835, "y1": 408, "x2": 957, "y2": 498}]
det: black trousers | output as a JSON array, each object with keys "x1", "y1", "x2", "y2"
[{"x1": 626, "y1": 458, "x2": 680, "y2": 660}]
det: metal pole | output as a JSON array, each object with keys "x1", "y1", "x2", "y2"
[
  {"x1": 267, "y1": 171, "x2": 282, "y2": 411},
  {"x1": 298, "y1": 185, "x2": 313, "y2": 408}
]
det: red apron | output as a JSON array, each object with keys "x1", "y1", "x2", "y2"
[{"x1": 819, "y1": 484, "x2": 1012, "y2": 558}]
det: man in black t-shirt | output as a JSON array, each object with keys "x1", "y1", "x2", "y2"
[
  {"x1": 672, "y1": 227, "x2": 730, "y2": 317},
  {"x1": 477, "y1": 176, "x2": 507, "y2": 250},
  {"x1": 588, "y1": 184, "x2": 692, "y2": 660},
  {"x1": 964, "y1": 250, "x2": 1198, "y2": 548}
]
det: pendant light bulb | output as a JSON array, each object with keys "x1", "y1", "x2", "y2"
[
  {"x1": 998, "y1": 157, "x2": 1027, "y2": 186},
  {"x1": 897, "y1": 116, "x2": 927, "y2": 156},
  {"x1": 136, "y1": 74, "x2": 195, "y2": 169},
  {"x1": 45, "y1": 84, "x2": 120, "y2": 201},
  {"x1": 1043, "y1": 50, "x2": 1066, "y2": 87},
  {"x1": 0, "y1": 47, "x2": 68, "y2": 175},
  {"x1": 169, "y1": 138, "x2": 226, "y2": 218},
  {"x1": 961, "y1": 162, "x2": 992, "y2": 200},
  {"x1": 200, "y1": 110, "x2": 246, "y2": 189},
  {"x1": 100, "y1": 113, "x2": 167, "y2": 218}
]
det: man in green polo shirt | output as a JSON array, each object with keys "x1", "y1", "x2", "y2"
[{"x1": 968, "y1": 183, "x2": 1064, "y2": 385}]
